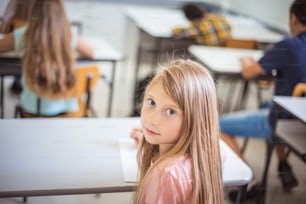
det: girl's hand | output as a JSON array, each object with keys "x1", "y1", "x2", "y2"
[{"x1": 130, "y1": 128, "x2": 143, "y2": 146}]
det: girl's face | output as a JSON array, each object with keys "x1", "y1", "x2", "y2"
[{"x1": 141, "y1": 81, "x2": 184, "y2": 154}]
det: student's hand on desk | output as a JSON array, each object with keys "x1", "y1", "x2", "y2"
[
  {"x1": 130, "y1": 128, "x2": 143, "y2": 146},
  {"x1": 240, "y1": 56, "x2": 254, "y2": 67}
]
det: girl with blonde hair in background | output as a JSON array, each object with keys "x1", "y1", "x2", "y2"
[{"x1": 0, "y1": 0, "x2": 94, "y2": 115}]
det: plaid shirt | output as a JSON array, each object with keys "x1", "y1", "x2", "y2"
[{"x1": 172, "y1": 13, "x2": 232, "y2": 46}]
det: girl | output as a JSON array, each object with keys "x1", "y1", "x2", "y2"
[
  {"x1": 0, "y1": 0, "x2": 94, "y2": 115},
  {"x1": 131, "y1": 59, "x2": 224, "y2": 203}
]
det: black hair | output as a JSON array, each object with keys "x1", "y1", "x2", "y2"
[
  {"x1": 182, "y1": 3, "x2": 206, "y2": 21},
  {"x1": 290, "y1": 0, "x2": 306, "y2": 25}
]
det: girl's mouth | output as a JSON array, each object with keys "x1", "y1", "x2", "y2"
[{"x1": 145, "y1": 128, "x2": 160, "y2": 136}]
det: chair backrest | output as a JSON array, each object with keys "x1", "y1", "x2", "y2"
[
  {"x1": 292, "y1": 82, "x2": 306, "y2": 97},
  {"x1": 16, "y1": 64, "x2": 99, "y2": 117},
  {"x1": 224, "y1": 38, "x2": 258, "y2": 50},
  {"x1": 11, "y1": 18, "x2": 28, "y2": 30}
]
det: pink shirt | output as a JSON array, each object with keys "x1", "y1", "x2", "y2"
[{"x1": 141, "y1": 155, "x2": 194, "y2": 204}]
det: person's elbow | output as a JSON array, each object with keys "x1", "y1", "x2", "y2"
[{"x1": 240, "y1": 59, "x2": 264, "y2": 79}]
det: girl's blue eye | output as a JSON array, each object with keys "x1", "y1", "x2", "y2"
[
  {"x1": 166, "y1": 109, "x2": 175, "y2": 116},
  {"x1": 147, "y1": 99, "x2": 155, "y2": 107}
]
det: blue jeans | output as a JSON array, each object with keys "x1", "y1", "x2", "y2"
[{"x1": 220, "y1": 108, "x2": 272, "y2": 139}]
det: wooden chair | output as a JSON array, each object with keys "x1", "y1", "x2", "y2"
[
  {"x1": 11, "y1": 18, "x2": 28, "y2": 30},
  {"x1": 224, "y1": 38, "x2": 258, "y2": 49},
  {"x1": 15, "y1": 64, "x2": 99, "y2": 118},
  {"x1": 257, "y1": 82, "x2": 306, "y2": 204}
]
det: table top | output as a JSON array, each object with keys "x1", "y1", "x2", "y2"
[
  {"x1": 0, "y1": 36, "x2": 122, "y2": 61},
  {"x1": 223, "y1": 13, "x2": 284, "y2": 43},
  {"x1": 124, "y1": 6, "x2": 284, "y2": 43},
  {"x1": 0, "y1": 36, "x2": 123, "y2": 76},
  {"x1": 273, "y1": 96, "x2": 306, "y2": 124},
  {"x1": 124, "y1": 6, "x2": 189, "y2": 38},
  {"x1": 0, "y1": 118, "x2": 252, "y2": 197},
  {"x1": 188, "y1": 45, "x2": 263, "y2": 74}
]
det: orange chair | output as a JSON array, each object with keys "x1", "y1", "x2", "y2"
[
  {"x1": 15, "y1": 64, "x2": 99, "y2": 118},
  {"x1": 224, "y1": 38, "x2": 258, "y2": 49}
]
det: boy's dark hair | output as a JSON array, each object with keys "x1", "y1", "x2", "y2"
[
  {"x1": 183, "y1": 3, "x2": 206, "y2": 21},
  {"x1": 290, "y1": 0, "x2": 306, "y2": 25}
]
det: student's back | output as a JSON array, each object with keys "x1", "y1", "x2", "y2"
[{"x1": 0, "y1": 0, "x2": 94, "y2": 116}]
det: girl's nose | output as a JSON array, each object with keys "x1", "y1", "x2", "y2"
[{"x1": 149, "y1": 110, "x2": 161, "y2": 125}]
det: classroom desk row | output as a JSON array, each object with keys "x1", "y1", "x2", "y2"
[
  {"x1": 124, "y1": 5, "x2": 283, "y2": 111},
  {"x1": 0, "y1": 117, "x2": 252, "y2": 204},
  {"x1": 0, "y1": 5, "x2": 285, "y2": 118},
  {"x1": 0, "y1": 39, "x2": 267, "y2": 118},
  {"x1": 0, "y1": 35, "x2": 123, "y2": 118},
  {"x1": 124, "y1": 5, "x2": 284, "y2": 72}
]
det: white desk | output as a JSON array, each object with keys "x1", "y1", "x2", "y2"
[
  {"x1": 0, "y1": 118, "x2": 252, "y2": 200},
  {"x1": 188, "y1": 45, "x2": 263, "y2": 75},
  {"x1": 0, "y1": 36, "x2": 123, "y2": 117},
  {"x1": 273, "y1": 96, "x2": 306, "y2": 124},
  {"x1": 223, "y1": 14, "x2": 284, "y2": 43},
  {"x1": 124, "y1": 6, "x2": 189, "y2": 39},
  {"x1": 125, "y1": 6, "x2": 284, "y2": 43},
  {"x1": 257, "y1": 96, "x2": 306, "y2": 203},
  {"x1": 188, "y1": 45, "x2": 264, "y2": 111}
]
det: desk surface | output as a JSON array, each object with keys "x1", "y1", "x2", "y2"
[
  {"x1": 188, "y1": 45, "x2": 263, "y2": 74},
  {"x1": 124, "y1": 6, "x2": 284, "y2": 43},
  {"x1": 223, "y1": 14, "x2": 284, "y2": 43},
  {"x1": 0, "y1": 118, "x2": 252, "y2": 198},
  {"x1": 273, "y1": 96, "x2": 306, "y2": 124},
  {"x1": 0, "y1": 36, "x2": 122, "y2": 62}
]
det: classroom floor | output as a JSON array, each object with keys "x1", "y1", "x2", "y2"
[{"x1": 1, "y1": 1, "x2": 305, "y2": 204}]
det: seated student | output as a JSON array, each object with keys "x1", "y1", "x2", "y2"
[
  {"x1": 172, "y1": 3, "x2": 232, "y2": 46},
  {"x1": 130, "y1": 59, "x2": 224, "y2": 203},
  {"x1": 0, "y1": 0, "x2": 34, "y2": 93},
  {"x1": 220, "y1": 0, "x2": 306, "y2": 201},
  {"x1": 0, "y1": 0, "x2": 94, "y2": 116}
]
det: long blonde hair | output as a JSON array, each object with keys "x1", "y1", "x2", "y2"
[
  {"x1": 23, "y1": 0, "x2": 75, "y2": 98},
  {"x1": 134, "y1": 59, "x2": 223, "y2": 204}
]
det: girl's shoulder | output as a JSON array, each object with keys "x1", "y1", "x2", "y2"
[{"x1": 155, "y1": 154, "x2": 192, "y2": 180}]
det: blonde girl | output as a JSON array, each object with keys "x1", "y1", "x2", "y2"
[
  {"x1": 131, "y1": 59, "x2": 224, "y2": 203},
  {"x1": 0, "y1": 0, "x2": 93, "y2": 115}
]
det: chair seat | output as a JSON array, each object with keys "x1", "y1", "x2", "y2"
[{"x1": 18, "y1": 98, "x2": 92, "y2": 118}]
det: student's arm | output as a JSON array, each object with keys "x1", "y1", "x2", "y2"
[
  {"x1": 240, "y1": 56, "x2": 264, "y2": 79},
  {"x1": 76, "y1": 36, "x2": 94, "y2": 58},
  {"x1": 0, "y1": 32, "x2": 15, "y2": 52}
]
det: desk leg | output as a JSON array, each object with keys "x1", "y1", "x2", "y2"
[
  {"x1": 256, "y1": 139, "x2": 274, "y2": 204},
  {"x1": 132, "y1": 34, "x2": 144, "y2": 113},
  {"x1": 234, "y1": 80, "x2": 249, "y2": 111},
  {"x1": 107, "y1": 61, "x2": 116, "y2": 117},
  {"x1": 151, "y1": 38, "x2": 161, "y2": 69},
  {"x1": 1, "y1": 76, "x2": 4, "y2": 118},
  {"x1": 235, "y1": 184, "x2": 247, "y2": 204}
]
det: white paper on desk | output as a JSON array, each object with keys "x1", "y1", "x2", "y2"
[{"x1": 119, "y1": 138, "x2": 138, "y2": 182}]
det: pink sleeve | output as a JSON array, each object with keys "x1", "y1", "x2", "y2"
[
  {"x1": 143, "y1": 169, "x2": 193, "y2": 204},
  {"x1": 155, "y1": 171, "x2": 191, "y2": 204}
]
